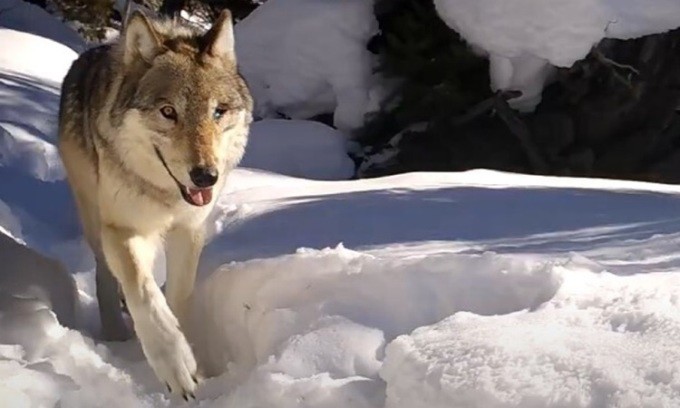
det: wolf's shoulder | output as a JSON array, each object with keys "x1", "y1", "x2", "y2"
[
  {"x1": 60, "y1": 43, "x2": 118, "y2": 109},
  {"x1": 66, "y1": 44, "x2": 116, "y2": 79}
]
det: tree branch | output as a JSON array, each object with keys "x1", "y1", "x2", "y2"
[
  {"x1": 449, "y1": 90, "x2": 521, "y2": 126},
  {"x1": 493, "y1": 92, "x2": 550, "y2": 174}
]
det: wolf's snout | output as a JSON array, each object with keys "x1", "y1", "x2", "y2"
[{"x1": 189, "y1": 166, "x2": 219, "y2": 188}]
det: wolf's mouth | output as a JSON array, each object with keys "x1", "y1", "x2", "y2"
[
  {"x1": 153, "y1": 146, "x2": 214, "y2": 207},
  {"x1": 179, "y1": 185, "x2": 213, "y2": 207}
]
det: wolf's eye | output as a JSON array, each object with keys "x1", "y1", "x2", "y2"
[
  {"x1": 213, "y1": 107, "x2": 227, "y2": 121},
  {"x1": 160, "y1": 105, "x2": 177, "y2": 121}
]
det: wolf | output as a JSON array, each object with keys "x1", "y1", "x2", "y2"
[{"x1": 57, "y1": 10, "x2": 252, "y2": 398}]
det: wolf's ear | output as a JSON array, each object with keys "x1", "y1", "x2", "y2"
[
  {"x1": 123, "y1": 11, "x2": 162, "y2": 65},
  {"x1": 202, "y1": 10, "x2": 236, "y2": 62}
]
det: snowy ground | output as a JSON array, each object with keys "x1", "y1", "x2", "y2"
[{"x1": 5, "y1": 4, "x2": 680, "y2": 408}]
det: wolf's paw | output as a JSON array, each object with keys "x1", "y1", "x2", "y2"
[
  {"x1": 147, "y1": 331, "x2": 199, "y2": 400},
  {"x1": 135, "y1": 299, "x2": 200, "y2": 400}
]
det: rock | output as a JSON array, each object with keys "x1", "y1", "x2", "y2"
[
  {"x1": 565, "y1": 149, "x2": 595, "y2": 173},
  {"x1": 359, "y1": 116, "x2": 530, "y2": 177},
  {"x1": 650, "y1": 150, "x2": 680, "y2": 183},
  {"x1": 594, "y1": 130, "x2": 656, "y2": 173}
]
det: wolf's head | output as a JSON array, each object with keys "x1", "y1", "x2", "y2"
[{"x1": 114, "y1": 10, "x2": 252, "y2": 207}]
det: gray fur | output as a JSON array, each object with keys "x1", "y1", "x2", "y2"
[
  {"x1": 57, "y1": 10, "x2": 253, "y2": 397},
  {"x1": 59, "y1": 14, "x2": 252, "y2": 208}
]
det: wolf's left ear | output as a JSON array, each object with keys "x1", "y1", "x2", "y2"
[
  {"x1": 123, "y1": 11, "x2": 162, "y2": 65},
  {"x1": 203, "y1": 10, "x2": 236, "y2": 62}
]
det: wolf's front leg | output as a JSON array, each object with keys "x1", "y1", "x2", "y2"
[
  {"x1": 95, "y1": 255, "x2": 130, "y2": 341},
  {"x1": 101, "y1": 225, "x2": 198, "y2": 398},
  {"x1": 165, "y1": 225, "x2": 205, "y2": 326}
]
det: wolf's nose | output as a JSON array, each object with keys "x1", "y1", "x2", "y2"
[{"x1": 189, "y1": 166, "x2": 219, "y2": 188}]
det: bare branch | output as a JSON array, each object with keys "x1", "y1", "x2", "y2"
[
  {"x1": 493, "y1": 92, "x2": 550, "y2": 174},
  {"x1": 592, "y1": 49, "x2": 640, "y2": 76}
]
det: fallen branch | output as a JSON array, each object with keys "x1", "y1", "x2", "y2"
[
  {"x1": 592, "y1": 48, "x2": 639, "y2": 91},
  {"x1": 450, "y1": 90, "x2": 521, "y2": 126},
  {"x1": 593, "y1": 49, "x2": 640, "y2": 76},
  {"x1": 493, "y1": 92, "x2": 550, "y2": 174}
]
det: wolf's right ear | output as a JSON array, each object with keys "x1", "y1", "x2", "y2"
[
  {"x1": 123, "y1": 11, "x2": 162, "y2": 65},
  {"x1": 202, "y1": 10, "x2": 236, "y2": 62}
]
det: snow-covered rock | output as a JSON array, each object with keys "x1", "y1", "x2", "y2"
[
  {"x1": 235, "y1": 0, "x2": 379, "y2": 133},
  {"x1": 434, "y1": 0, "x2": 680, "y2": 110},
  {"x1": 240, "y1": 119, "x2": 355, "y2": 180}
]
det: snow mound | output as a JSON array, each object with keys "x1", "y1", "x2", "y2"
[
  {"x1": 0, "y1": 293, "x2": 161, "y2": 408},
  {"x1": 382, "y1": 268, "x2": 680, "y2": 408},
  {"x1": 196, "y1": 249, "x2": 559, "y2": 377},
  {"x1": 0, "y1": 28, "x2": 77, "y2": 86},
  {"x1": 0, "y1": 120, "x2": 64, "y2": 183},
  {"x1": 190, "y1": 247, "x2": 561, "y2": 405},
  {"x1": 0, "y1": 28, "x2": 75, "y2": 182},
  {"x1": 240, "y1": 119, "x2": 355, "y2": 180},
  {"x1": 434, "y1": 0, "x2": 680, "y2": 110},
  {"x1": 0, "y1": 0, "x2": 86, "y2": 53},
  {"x1": 0, "y1": 231, "x2": 77, "y2": 329},
  {"x1": 235, "y1": 0, "x2": 379, "y2": 132},
  {"x1": 0, "y1": 199, "x2": 23, "y2": 241}
]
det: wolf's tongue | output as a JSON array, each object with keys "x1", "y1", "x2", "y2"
[{"x1": 187, "y1": 187, "x2": 213, "y2": 206}]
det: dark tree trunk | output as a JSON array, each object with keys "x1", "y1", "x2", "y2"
[
  {"x1": 203, "y1": 0, "x2": 259, "y2": 21},
  {"x1": 159, "y1": 0, "x2": 188, "y2": 18},
  {"x1": 24, "y1": 0, "x2": 47, "y2": 8},
  {"x1": 159, "y1": 0, "x2": 259, "y2": 21}
]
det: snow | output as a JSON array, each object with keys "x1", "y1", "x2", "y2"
[
  {"x1": 434, "y1": 0, "x2": 680, "y2": 111},
  {"x1": 0, "y1": 28, "x2": 76, "y2": 184},
  {"x1": 382, "y1": 269, "x2": 680, "y2": 408},
  {"x1": 240, "y1": 119, "x2": 355, "y2": 180},
  {"x1": 5, "y1": 6, "x2": 680, "y2": 408},
  {"x1": 0, "y1": 232, "x2": 78, "y2": 329},
  {"x1": 0, "y1": 0, "x2": 86, "y2": 53},
  {"x1": 234, "y1": 0, "x2": 379, "y2": 133}
]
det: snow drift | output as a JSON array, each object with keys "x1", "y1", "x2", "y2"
[
  {"x1": 240, "y1": 119, "x2": 355, "y2": 180},
  {"x1": 383, "y1": 267, "x2": 680, "y2": 408}
]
